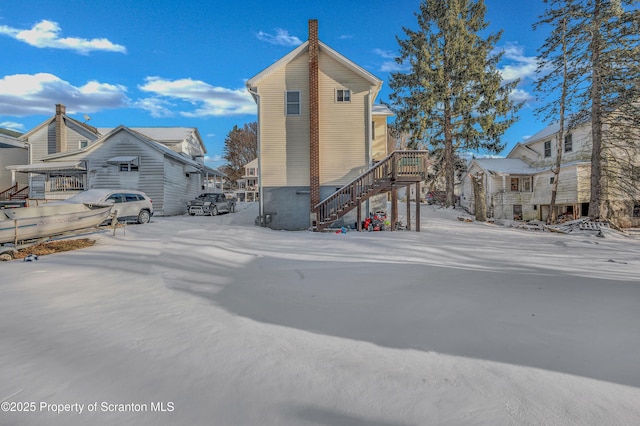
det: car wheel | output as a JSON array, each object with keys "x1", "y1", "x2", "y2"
[
  {"x1": 137, "y1": 210, "x2": 151, "y2": 224},
  {"x1": 210, "y1": 206, "x2": 219, "y2": 216},
  {"x1": 189, "y1": 212, "x2": 196, "y2": 216}
]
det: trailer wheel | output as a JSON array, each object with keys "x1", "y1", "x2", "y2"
[{"x1": 0, "y1": 253, "x2": 13, "y2": 261}]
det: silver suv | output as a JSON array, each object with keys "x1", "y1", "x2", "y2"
[
  {"x1": 187, "y1": 193, "x2": 235, "y2": 216},
  {"x1": 63, "y1": 189, "x2": 154, "y2": 224}
]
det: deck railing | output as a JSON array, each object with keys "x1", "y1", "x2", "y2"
[
  {"x1": 46, "y1": 176, "x2": 86, "y2": 192},
  {"x1": 0, "y1": 183, "x2": 29, "y2": 200},
  {"x1": 314, "y1": 150, "x2": 428, "y2": 230}
]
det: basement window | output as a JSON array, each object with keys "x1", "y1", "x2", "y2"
[
  {"x1": 336, "y1": 89, "x2": 351, "y2": 103},
  {"x1": 286, "y1": 91, "x2": 301, "y2": 115},
  {"x1": 513, "y1": 205, "x2": 523, "y2": 220}
]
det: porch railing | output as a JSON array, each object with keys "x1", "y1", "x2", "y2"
[
  {"x1": 0, "y1": 183, "x2": 29, "y2": 200},
  {"x1": 46, "y1": 176, "x2": 86, "y2": 192},
  {"x1": 314, "y1": 150, "x2": 428, "y2": 231}
]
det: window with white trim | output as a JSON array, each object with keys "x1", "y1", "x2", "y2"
[
  {"x1": 544, "y1": 140, "x2": 551, "y2": 157},
  {"x1": 286, "y1": 91, "x2": 301, "y2": 115},
  {"x1": 336, "y1": 89, "x2": 351, "y2": 103},
  {"x1": 564, "y1": 134, "x2": 573, "y2": 152},
  {"x1": 119, "y1": 163, "x2": 139, "y2": 172},
  {"x1": 79, "y1": 140, "x2": 88, "y2": 149}
]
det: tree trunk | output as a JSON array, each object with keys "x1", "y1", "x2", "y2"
[
  {"x1": 471, "y1": 173, "x2": 487, "y2": 222},
  {"x1": 589, "y1": 0, "x2": 604, "y2": 220}
]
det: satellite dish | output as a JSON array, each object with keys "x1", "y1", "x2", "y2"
[{"x1": 83, "y1": 114, "x2": 91, "y2": 122}]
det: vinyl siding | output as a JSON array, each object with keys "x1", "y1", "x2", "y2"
[
  {"x1": 318, "y1": 49, "x2": 370, "y2": 185},
  {"x1": 0, "y1": 148, "x2": 28, "y2": 188},
  {"x1": 256, "y1": 52, "x2": 310, "y2": 187},
  {"x1": 52, "y1": 129, "x2": 201, "y2": 216},
  {"x1": 27, "y1": 120, "x2": 99, "y2": 161},
  {"x1": 371, "y1": 116, "x2": 388, "y2": 161}
]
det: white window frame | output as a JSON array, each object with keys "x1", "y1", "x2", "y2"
[
  {"x1": 119, "y1": 163, "x2": 139, "y2": 172},
  {"x1": 544, "y1": 140, "x2": 551, "y2": 157},
  {"x1": 564, "y1": 134, "x2": 573, "y2": 153},
  {"x1": 79, "y1": 140, "x2": 88, "y2": 149},
  {"x1": 286, "y1": 91, "x2": 301, "y2": 116},
  {"x1": 336, "y1": 89, "x2": 351, "y2": 103}
]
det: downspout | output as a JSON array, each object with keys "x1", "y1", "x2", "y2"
[
  {"x1": 366, "y1": 89, "x2": 372, "y2": 215},
  {"x1": 248, "y1": 86, "x2": 263, "y2": 223}
]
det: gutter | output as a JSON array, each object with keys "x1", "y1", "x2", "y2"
[{"x1": 247, "y1": 86, "x2": 263, "y2": 222}]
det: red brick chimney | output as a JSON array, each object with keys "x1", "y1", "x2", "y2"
[
  {"x1": 308, "y1": 19, "x2": 320, "y2": 213},
  {"x1": 55, "y1": 103, "x2": 67, "y2": 153}
]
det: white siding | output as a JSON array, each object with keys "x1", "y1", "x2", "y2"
[{"x1": 0, "y1": 147, "x2": 28, "y2": 188}]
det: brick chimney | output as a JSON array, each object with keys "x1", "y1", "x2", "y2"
[
  {"x1": 55, "y1": 103, "x2": 67, "y2": 153},
  {"x1": 308, "y1": 19, "x2": 320, "y2": 213}
]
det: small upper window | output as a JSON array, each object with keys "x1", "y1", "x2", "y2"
[
  {"x1": 564, "y1": 134, "x2": 573, "y2": 152},
  {"x1": 544, "y1": 140, "x2": 551, "y2": 157},
  {"x1": 286, "y1": 91, "x2": 301, "y2": 115},
  {"x1": 336, "y1": 89, "x2": 351, "y2": 103},
  {"x1": 79, "y1": 140, "x2": 88, "y2": 149},
  {"x1": 119, "y1": 163, "x2": 138, "y2": 172}
]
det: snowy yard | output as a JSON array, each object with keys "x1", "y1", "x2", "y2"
[{"x1": 1, "y1": 203, "x2": 639, "y2": 425}]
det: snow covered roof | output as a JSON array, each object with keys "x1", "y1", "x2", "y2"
[
  {"x1": 472, "y1": 158, "x2": 540, "y2": 175},
  {"x1": 98, "y1": 127, "x2": 196, "y2": 143},
  {"x1": 372, "y1": 105, "x2": 394, "y2": 116}
]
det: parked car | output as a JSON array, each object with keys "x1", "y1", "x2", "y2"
[
  {"x1": 61, "y1": 189, "x2": 154, "y2": 224},
  {"x1": 187, "y1": 193, "x2": 235, "y2": 216}
]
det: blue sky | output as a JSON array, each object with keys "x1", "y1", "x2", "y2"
[{"x1": 0, "y1": 0, "x2": 550, "y2": 168}]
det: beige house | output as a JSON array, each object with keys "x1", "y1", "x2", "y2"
[
  {"x1": 461, "y1": 120, "x2": 640, "y2": 227},
  {"x1": 246, "y1": 20, "x2": 409, "y2": 230}
]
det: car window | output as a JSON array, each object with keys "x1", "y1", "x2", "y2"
[
  {"x1": 107, "y1": 194, "x2": 124, "y2": 203},
  {"x1": 124, "y1": 194, "x2": 139, "y2": 202}
]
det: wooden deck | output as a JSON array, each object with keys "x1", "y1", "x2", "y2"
[{"x1": 314, "y1": 150, "x2": 428, "y2": 231}]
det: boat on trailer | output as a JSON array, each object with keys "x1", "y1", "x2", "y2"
[{"x1": 0, "y1": 203, "x2": 114, "y2": 250}]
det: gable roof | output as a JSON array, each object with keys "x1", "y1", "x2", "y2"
[
  {"x1": 246, "y1": 40, "x2": 382, "y2": 97},
  {"x1": 0, "y1": 133, "x2": 27, "y2": 149},
  {"x1": 41, "y1": 125, "x2": 201, "y2": 167},
  {"x1": 471, "y1": 158, "x2": 540, "y2": 175},
  {"x1": 244, "y1": 158, "x2": 258, "y2": 169},
  {"x1": 19, "y1": 113, "x2": 99, "y2": 142},
  {"x1": 97, "y1": 127, "x2": 206, "y2": 153}
]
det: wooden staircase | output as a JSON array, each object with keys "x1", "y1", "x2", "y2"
[
  {"x1": 0, "y1": 183, "x2": 29, "y2": 201},
  {"x1": 314, "y1": 150, "x2": 428, "y2": 231}
]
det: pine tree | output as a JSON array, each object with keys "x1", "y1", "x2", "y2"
[{"x1": 388, "y1": 0, "x2": 521, "y2": 208}]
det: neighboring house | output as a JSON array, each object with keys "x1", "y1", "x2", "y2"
[
  {"x1": 0, "y1": 132, "x2": 29, "y2": 201},
  {"x1": 460, "y1": 120, "x2": 640, "y2": 227},
  {"x1": 236, "y1": 158, "x2": 259, "y2": 202},
  {"x1": 8, "y1": 104, "x2": 219, "y2": 216},
  {"x1": 202, "y1": 166, "x2": 227, "y2": 193},
  {"x1": 246, "y1": 20, "x2": 422, "y2": 231}
]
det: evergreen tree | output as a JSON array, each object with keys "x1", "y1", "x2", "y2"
[{"x1": 388, "y1": 0, "x2": 521, "y2": 207}]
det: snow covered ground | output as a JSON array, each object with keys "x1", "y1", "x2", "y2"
[{"x1": 1, "y1": 203, "x2": 639, "y2": 426}]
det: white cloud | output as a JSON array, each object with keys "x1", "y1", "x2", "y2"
[
  {"x1": 0, "y1": 73, "x2": 129, "y2": 116},
  {"x1": 138, "y1": 77, "x2": 256, "y2": 118},
  {"x1": 510, "y1": 88, "x2": 536, "y2": 104},
  {"x1": 0, "y1": 20, "x2": 126, "y2": 54},
  {"x1": 497, "y1": 43, "x2": 537, "y2": 83},
  {"x1": 205, "y1": 154, "x2": 223, "y2": 163},
  {"x1": 0, "y1": 121, "x2": 25, "y2": 132},
  {"x1": 256, "y1": 28, "x2": 302, "y2": 46},
  {"x1": 373, "y1": 48, "x2": 397, "y2": 59},
  {"x1": 380, "y1": 60, "x2": 410, "y2": 73},
  {"x1": 338, "y1": 34, "x2": 353, "y2": 40}
]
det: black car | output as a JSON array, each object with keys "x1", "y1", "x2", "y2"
[{"x1": 187, "y1": 193, "x2": 235, "y2": 216}]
